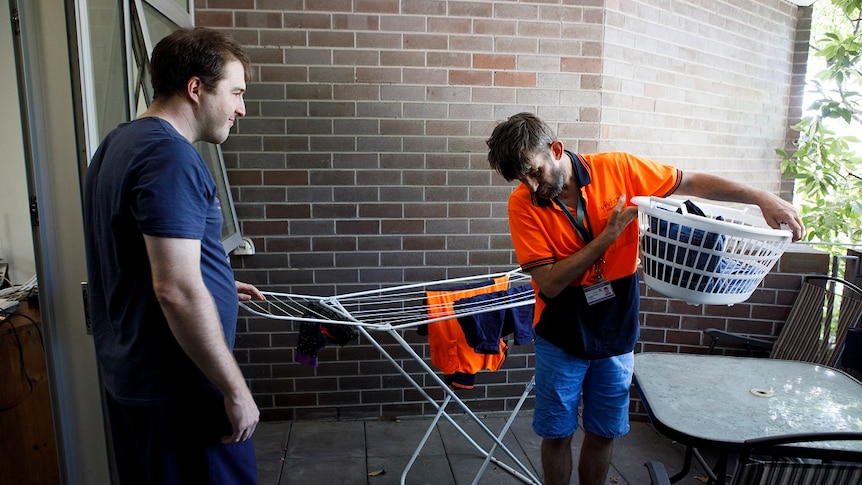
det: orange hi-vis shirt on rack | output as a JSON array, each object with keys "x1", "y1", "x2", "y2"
[
  {"x1": 425, "y1": 275, "x2": 511, "y2": 387},
  {"x1": 508, "y1": 151, "x2": 681, "y2": 325}
]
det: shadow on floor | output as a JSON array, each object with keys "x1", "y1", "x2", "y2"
[{"x1": 254, "y1": 411, "x2": 720, "y2": 484}]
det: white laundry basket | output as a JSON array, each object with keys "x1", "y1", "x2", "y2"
[{"x1": 632, "y1": 196, "x2": 793, "y2": 305}]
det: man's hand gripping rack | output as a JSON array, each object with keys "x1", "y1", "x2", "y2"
[{"x1": 240, "y1": 269, "x2": 541, "y2": 484}]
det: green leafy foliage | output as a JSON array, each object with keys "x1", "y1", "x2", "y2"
[{"x1": 779, "y1": 0, "x2": 862, "y2": 246}]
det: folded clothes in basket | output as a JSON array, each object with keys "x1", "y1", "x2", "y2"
[{"x1": 647, "y1": 200, "x2": 745, "y2": 292}]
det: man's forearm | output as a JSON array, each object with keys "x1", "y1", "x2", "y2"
[
  {"x1": 159, "y1": 289, "x2": 250, "y2": 398},
  {"x1": 529, "y1": 196, "x2": 638, "y2": 297},
  {"x1": 529, "y1": 229, "x2": 617, "y2": 298},
  {"x1": 675, "y1": 173, "x2": 804, "y2": 240}
]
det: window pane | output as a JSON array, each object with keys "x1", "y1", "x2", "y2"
[
  {"x1": 169, "y1": 0, "x2": 190, "y2": 12},
  {"x1": 142, "y1": 3, "x2": 180, "y2": 47},
  {"x1": 87, "y1": 0, "x2": 129, "y2": 140},
  {"x1": 195, "y1": 142, "x2": 242, "y2": 250}
]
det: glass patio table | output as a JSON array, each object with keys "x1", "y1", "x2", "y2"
[{"x1": 632, "y1": 352, "x2": 862, "y2": 484}]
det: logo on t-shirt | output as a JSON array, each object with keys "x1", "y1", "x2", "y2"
[{"x1": 599, "y1": 193, "x2": 622, "y2": 213}]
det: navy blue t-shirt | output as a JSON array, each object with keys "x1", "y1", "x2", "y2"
[
  {"x1": 84, "y1": 117, "x2": 237, "y2": 405},
  {"x1": 534, "y1": 273, "x2": 640, "y2": 360}
]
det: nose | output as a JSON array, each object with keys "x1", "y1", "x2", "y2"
[
  {"x1": 236, "y1": 97, "x2": 246, "y2": 117},
  {"x1": 522, "y1": 178, "x2": 538, "y2": 192}
]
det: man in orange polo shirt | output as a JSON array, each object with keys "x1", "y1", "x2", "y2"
[{"x1": 486, "y1": 112, "x2": 804, "y2": 485}]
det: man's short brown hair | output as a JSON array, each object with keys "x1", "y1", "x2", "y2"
[
  {"x1": 486, "y1": 112, "x2": 557, "y2": 181},
  {"x1": 150, "y1": 27, "x2": 252, "y2": 100}
]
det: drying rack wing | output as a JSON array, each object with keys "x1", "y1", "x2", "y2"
[
  {"x1": 240, "y1": 268, "x2": 535, "y2": 331},
  {"x1": 239, "y1": 292, "x2": 374, "y2": 327},
  {"x1": 238, "y1": 268, "x2": 541, "y2": 485}
]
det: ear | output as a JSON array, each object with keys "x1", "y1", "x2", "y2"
[
  {"x1": 186, "y1": 76, "x2": 203, "y2": 106},
  {"x1": 549, "y1": 140, "x2": 565, "y2": 160}
]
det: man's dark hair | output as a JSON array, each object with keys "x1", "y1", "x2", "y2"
[
  {"x1": 486, "y1": 112, "x2": 557, "y2": 181},
  {"x1": 150, "y1": 27, "x2": 252, "y2": 100}
]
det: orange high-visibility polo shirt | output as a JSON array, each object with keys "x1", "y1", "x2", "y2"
[{"x1": 508, "y1": 151, "x2": 681, "y2": 324}]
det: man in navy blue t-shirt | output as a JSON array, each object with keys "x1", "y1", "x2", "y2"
[{"x1": 84, "y1": 27, "x2": 264, "y2": 484}]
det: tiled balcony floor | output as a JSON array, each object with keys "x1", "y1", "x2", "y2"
[{"x1": 254, "y1": 411, "x2": 719, "y2": 484}]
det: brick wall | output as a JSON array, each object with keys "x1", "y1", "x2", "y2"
[
  {"x1": 193, "y1": 0, "x2": 814, "y2": 420},
  {"x1": 600, "y1": 0, "x2": 804, "y2": 198}
]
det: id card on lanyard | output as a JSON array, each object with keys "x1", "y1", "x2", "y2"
[{"x1": 553, "y1": 157, "x2": 614, "y2": 304}]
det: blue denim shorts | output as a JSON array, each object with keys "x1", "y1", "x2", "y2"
[{"x1": 532, "y1": 335, "x2": 634, "y2": 439}]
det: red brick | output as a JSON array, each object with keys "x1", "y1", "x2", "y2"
[
  {"x1": 561, "y1": 56, "x2": 602, "y2": 73},
  {"x1": 473, "y1": 54, "x2": 516, "y2": 70},
  {"x1": 235, "y1": 11, "x2": 283, "y2": 28},
  {"x1": 195, "y1": 10, "x2": 233, "y2": 27},
  {"x1": 428, "y1": 17, "x2": 471, "y2": 34},
  {"x1": 332, "y1": 14, "x2": 379, "y2": 30},
  {"x1": 207, "y1": 0, "x2": 255, "y2": 8},
  {"x1": 494, "y1": 71, "x2": 536, "y2": 87},
  {"x1": 284, "y1": 13, "x2": 331, "y2": 29},
  {"x1": 449, "y1": 70, "x2": 492, "y2": 86},
  {"x1": 355, "y1": 0, "x2": 399, "y2": 13}
]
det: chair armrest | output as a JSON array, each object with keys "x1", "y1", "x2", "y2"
[
  {"x1": 704, "y1": 328, "x2": 774, "y2": 353},
  {"x1": 644, "y1": 461, "x2": 673, "y2": 485}
]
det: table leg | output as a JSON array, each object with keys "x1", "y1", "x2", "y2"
[
  {"x1": 690, "y1": 448, "x2": 729, "y2": 485},
  {"x1": 669, "y1": 446, "x2": 694, "y2": 483},
  {"x1": 671, "y1": 446, "x2": 728, "y2": 485},
  {"x1": 711, "y1": 451, "x2": 728, "y2": 485}
]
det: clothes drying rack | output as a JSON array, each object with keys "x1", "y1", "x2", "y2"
[{"x1": 240, "y1": 268, "x2": 540, "y2": 485}]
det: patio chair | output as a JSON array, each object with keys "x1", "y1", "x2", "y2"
[
  {"x1": 704, "y1": 275, "x2": 862, "y2": 368},
  {"x1": 644, "y1": 432, "x2": 862, "y2": 485},
  {"x1": 843, "y1": 327, "x2": 862, "y2": 377}
]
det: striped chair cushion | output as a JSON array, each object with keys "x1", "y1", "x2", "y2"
[{"x1": 733, "y1": 460, "x2": 862, "y2": 484}]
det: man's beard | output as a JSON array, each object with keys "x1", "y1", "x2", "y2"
[{"x1": 535, "y1": 169, "x2": 565, "y2": 199}]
